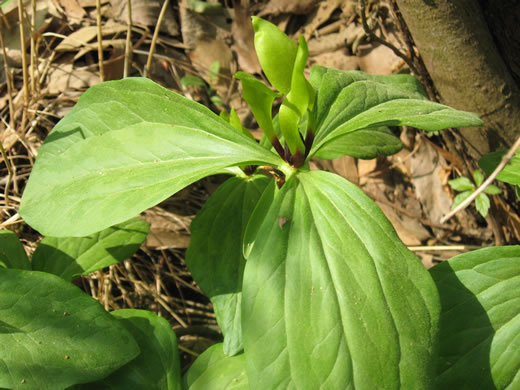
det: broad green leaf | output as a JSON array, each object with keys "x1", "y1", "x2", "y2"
[
  {"x1": 186, "y1": 175, "x2": 270, "y2": 356},
  {"x1": 235, "y1": 72, "x2": 281, "y2": 142},
  {"x1": 475, "y1": 193, "x2": 490, "y2": 218},
  {"x1": 309, "y1": 66, "x2": 427, "y2": 135},
  {"x1": 182, "y1": 343, "x2": 248, "y2": 390},
  {"x1": 20, "y1": 120, "x2": 281, "y2": 237},
  {"x1": 27, "y1": 78, "x2": 249, "y2": 161},
  {"x1": 479, "y1": 150, "x2": 520, "y2": 186},
  {"x1": 77, "y1": 309, "x2": 182, "y2": 390},
  {"x1": 473, "y1": 170, "x2": 485, "y2": 186},
  {"x1": 484, "y1": 184, "x2": 502, "y2": 195},
  {"x1": 449, "y1": 177, "x2": 475, "y2": 192},
  {"x1": 242, "y1": 170, "x2": 440, "y2": 389},
  {"x1": 31, "y1": 217, "x2": 149, "y2": 282},
  {"x1": 313, "y1": 126, "x2": 402, "y2": 160},
  {"x1": 0, "y1": 269, "x2": 139, "y2": 390},
  {"x1": 0, "y1": 230, "x2": 30, "y2": 270},
  {"x1": 251, "y1": 16, "x2": 297, "y2": 94},
  {"x1": 452, "y1": 190, "x2": 473, "y2": 209},
  {"x1": 429, "y1": 246, "x2": 520, "y2": 389},
  {"x1": 279, "y1": 36, "x2": 313, "y2": 155},
  {"x1": 310, "y1": 92, "x2": 483, "y2": 159}
]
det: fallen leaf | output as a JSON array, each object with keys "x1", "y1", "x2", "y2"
[
  {"x1": 58, "y1": 0, "x2": 86, "y2": 23},
  {"x1": 46, "y1": 62, "x2": 99, "y2": 95},
  {"x1": 109, "y1": 0, "x2": 179, "y2": 36},
  {"x1": 258, "y1": 0, "x2": 318, "y2": 16},
  {"x1": 231, "y1": 0, "x2": 261, "y2": 74},
  {"x1": 55, "y1": 22, "x2": 127, "y2": 51}
]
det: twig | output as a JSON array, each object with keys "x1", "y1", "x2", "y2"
[
  {"x1": 96, "y1": 0, "x2": 105, "y2": 81},
  {"x1": 0, "y1": 141, "x2": 13, "y2": 206},
  {"x1": 0, "y1": 18, "x2": 15, "y2": 129},
  {"x1": 408, "y1": 245, "x2": 481, "y2": 252},
  {"x1": 144, "y1": 0, "x2": 170, "y2": 78},
  {"x1": 17, "y1": 0, "x2": 29, "y2": 107},
  {"x1": 359, "y1": 0, "x2": 418, "y2": 75},
  {"x1": 30, "y1": 0, "x2": 36, "y2": 94},
  {"x1": 440, "y1": 134, "x2": 520, "y2": 224},
  {"x1": 123, "y1": 0, "x2": 133, "y2": 78}
]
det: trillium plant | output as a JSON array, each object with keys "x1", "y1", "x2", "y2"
[{"x1": 1, "y1": 16, "x2": 518, "y2": 389}]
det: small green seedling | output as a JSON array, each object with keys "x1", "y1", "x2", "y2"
[
  {"x1": 181, "y1": 60, "x2": 224, "y2": 106},
  {"x1": 449, "y1": 170, "x2": 502, "y2": 218},
  {"x1": 2, "y1": 16, "x2": 518, "y2": 390}
]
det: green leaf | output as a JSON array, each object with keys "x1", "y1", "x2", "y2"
[
  {"x1": 228, "y1": 107, "x2": 253, "y2": 140},
  {"x1": 313, "y1": 126, "x2": 402, "y2": 160},
  {"x1": 479, "y1": 150, "x2": 520, "y2": 186},
  {"x1": 309, "y1": 66, "x2": 428, "y2": 136},
  {"x1": 452, "y1": 190, "x2": 473, "y2": 209},
  {"x1": 235, "y1": 72, "x2": 281, "y2": 142},
  {"x1": 181, "y1": 75, "x2": 207, "y2": 88},
  {"x1": 242, "y1": 170, "x2": 440, "y2": 389},
  {"x1": 186, "y1": 175, "x2": 270, "y2": 356},
  {"x1": 449, "y1": 177, "x2": 475, "y2": 192},
  {"x1": 473, "y1": 170, "x2": 485, "y2": 186},
  {"x1": 77, "y1": 309, "x2": 182, "y2": 390},
  {"x1": 209, "y1": 61, "x2": 220, "y2": 84},
  {"x1": 182, "y1": 343, "x2": 248, "y2": 390},
  {"x1": 479, "y1": 150, "x2": 505, "y2": 176},
  {"x1": 31, "y1": 217, "x2": 149, "y2": 282},
  {"x1": 20, "y1": 78, "x2": 282, "y2": 237},
  {"x1": 484, "y1": 184, "x2": 502, "y2": 195},
  {"x1": 475, "y1": 193, "x2": 490, "y2": 218},
  {"x1": 0, "y1": 230, "x2": 31, "y2": 270},
  {"x1": 311, "y1": 97, "x2": 483, "y2": 159},
  {"x1": 0, "y1": 269, "x2": 140, "y2": 390},
  {"x1": 429, "y1": 246, "x2": 520, "y2": 389},
  {"x1": 279, "y1": 36, "x2": 313, "y2": 155},
  {"x1": 251, "y1": 16, "x2": 297, "y2": 94}
]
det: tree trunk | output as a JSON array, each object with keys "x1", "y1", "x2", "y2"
[{"x1": 395, "y1": 0, "x2": 520, "y2": 159}]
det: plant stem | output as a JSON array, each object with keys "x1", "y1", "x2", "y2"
[
  {"x1": 440, "y1": 133, "x2": 520, "y2": 223},
  {"x1": 144, "y1": 0, "x2": 169, "y2": 78},
  {"x1": 123, "y1": 0, "x2": 132, "y2": 78},
  {"x1": 17, "y1": 0, "x2": 29, "y2": 108},
  {"x1": 271, "y1": 136, "x2": 285, "y2": 159},
  {"x1": 96, "y1": 0, "x2": 105, "y2": 81}
]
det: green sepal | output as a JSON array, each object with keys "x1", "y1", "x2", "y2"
[
  {"x1": 251, "y1": 16, "x2": 297, "y2": 94},
  {"x1": 279, "y1": 36, "x2": 314, "y2": 155},
  {"x1": 235, "y1": 72, "x2": 281, "y2": 142}
]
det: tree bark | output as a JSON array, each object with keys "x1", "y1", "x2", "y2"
[{"x1": 395, "y1": 0, "x2": 520, "y2": 159}]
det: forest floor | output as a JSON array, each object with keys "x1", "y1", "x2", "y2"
[{"x1": 0, "y1": 0, "x2": 515, "y2": 371}]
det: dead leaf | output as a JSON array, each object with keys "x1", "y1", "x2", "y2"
[
  {"x1": 55, "y1": 22, "x2": 127, "y2": 51},
  {"x1": 307, "y1": 23, "x2": 363, "y2": 56},
  {"x1": 410, "y1": 135, "x2": 452, "y2": 224},
  {"x1": 58, "y1": 0, "x2": 86, "y2": 22},
  {"x1": 188, "y1": 37, "x2": 233, "y2": 88},
  {"x1": 109, "y1": 0, "x2": 179, "y2": 36},
  {"x1": 46, "y1": 62, "x2": 99, "y2": 95},
  {"x1": 311, "y1": 50, "x2": 359, "y2": 71},
  {"x1": 358, "y1": 43, "x2": 402, "y2": 75},
  {"x1": 179, "y1": 0, "x2": 231, "y2": 48},
  {"x1": 231, "y1": 0, "x2": 261, "y2": 74},
  {"x1": 146, "y1": 231, "x2": 191, "y2": 250},
  {"x1": 376, "y1": 202, "x2": 429, "y2": 246},
  {"x1": 300, "y1": 0, "x2": 347, "y2": 40},
  {"x1": 258, "y1": 0, "x2": 318, "y2": 16}
]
